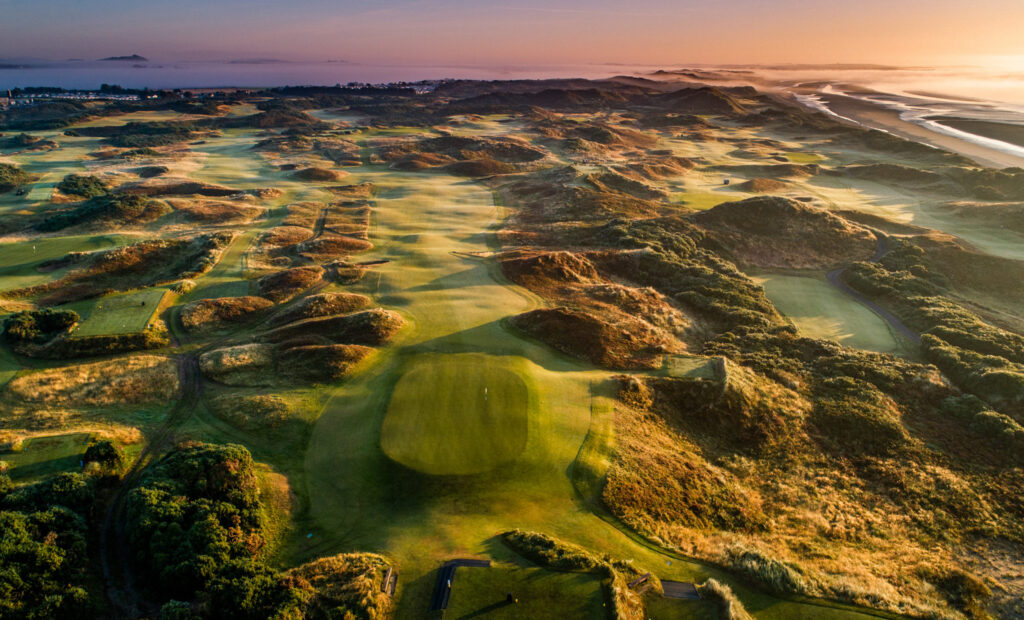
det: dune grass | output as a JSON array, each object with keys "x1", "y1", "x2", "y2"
[
  {"x1": 444, "y1": 565, "x2": 606, "y2": 619},
  {"x1": 0, "y1": 105, "x2": 914, "y2": 620},
  {"x1": 786, "y1": 152, "x2": 825, "y2": 164},
  {"x1": 380, "y1": 353, "x2": 530, "y2": 475},
  {"x1": 297, "y1": 164, "x2": 886, "y2": 620},
  {"x1": 70, "y1": 288, "x2": 169, "y2": 337},
  {"x1": 752, "y1": 273, "x2": 900, "y2": 353}
]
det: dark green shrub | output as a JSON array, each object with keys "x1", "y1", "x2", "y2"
[{"x1": 56, "y1": 174, "x2": 108, "y2": 198}]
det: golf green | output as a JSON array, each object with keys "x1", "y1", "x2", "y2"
[{"x1": 380, "y1": 353, "x2": 529, "y2": 475}]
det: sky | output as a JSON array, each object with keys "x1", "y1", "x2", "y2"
[{"x1": 2, "y1": 0, "x2": 1024, "y2": 68}]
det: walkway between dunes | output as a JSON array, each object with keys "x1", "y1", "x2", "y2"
[{"x1": 826, "y1": 234, "x2": 921, "y2": 345}]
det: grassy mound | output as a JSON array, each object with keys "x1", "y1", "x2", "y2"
[
  {"x1": 15, "y1": 233, "x2": 234, "y2": 304},
  {"x1": 0, "y1": 162, "x2": 35, "y2": 193},
  {"x1": 587, "y1": 171, "x2": 667, "y2": 199},
  {"x1": 287, "y1": 553, "x2": 393, "y2": 620},
  {"x1": 836, "y1": 163, "x2": 945, "y2": 185},
  {"x1": 510, "y1": 307, "x2": 675, "y2": 369},
  {"x1": 296, "y1": 235, "x2": 373, "y2": 261},
  {"x1": 56, "y1": 174, "x2": 109, "y2": 198},
  {"x1": 735, "y1": 177, "x2": 787, "y2": 193},
  {"x1": 263, "y1": 309, "x2": 404, "y2": 346},
  {"x1": 660, "y1": 86, "x2": 748, "y2": 115},
  {"x1": 278, "y1": 344, "x2": 373, "y2": 383},
  {"x1": 117, "y1": 178, "x2": 241, "y2": 197},
  {"x1": 37, "y1": 194, "x2": 169, "y2": 231},
  {"x1": 444, "y1": 157, "x2": 517, "y2": 177},
  {"x1": 208, "y1": 393, "x2": 292, "y2": 430},
  {"x1": 937, "y1": 201, "x2": 1024, "y2": 235},
  {"x1": 5, "y1": 355, "x2": 179, "y2": 407},
  {"x1": 201, "y1": 342, "x2": 373, "y2": 387},
  {"x1": 501, "y1": 251, "x2": 599, "y2": 291},
  {"x1": 135, "y1": 165, "x2": 169, "y2": 178},
  {"x1": 500, "y1": 530, "x2": 602, "y2": 572},
  {"x1": 382, "y1": 135, "x2": 547, "y2": 165},
  {"x1": 380, "y1": 353, "x2": 529, "y2": 475},
  {"x1": 614, "y1": 153, "x2": 697, "y2": 181},
  {"x1": 261, "y1": 225, "x2": 314, "y2": 248},
  {"x1": 692, "y1": 196, "x2": 876, "y2": 269},
  {"x1": 180, "y1": 296, "x2": 275, "y2": 333},
  {"x1": 255, "y1": 266, "x2": 325, "y2": 302},
  {"x1": 270, "y1": 292, "x2": 371, "y2": 326},
  {"x1": 292, "y1": 167, "x2": 348, "y2": 182},
  {"x1": 169, "y1": 199, "x2": 263, "y2": 223},
  {"x1": 199, "y1": 344, "x2": 275, "y2": 387},
  {"x1": 696, "y1": 579, "x2": 754, "y2": 620},
  {"x1": 389, "y1": 152, "x2": 453, "y2": 170}
]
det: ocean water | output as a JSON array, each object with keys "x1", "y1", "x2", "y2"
[{"x1": 0, "y1": 60, "x2": 663, "y2": 91}]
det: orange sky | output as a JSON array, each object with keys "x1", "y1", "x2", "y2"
[{"x1": 3, "y1": 0, "x2": 1024, "y2": 68}]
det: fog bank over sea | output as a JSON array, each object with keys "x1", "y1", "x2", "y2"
[
  {"x1": 0, "y1": 60, "x2": 669, "y2": 91},
  {"x1": 5, "y1": 59, "x2": 1024, "y2": 164}
]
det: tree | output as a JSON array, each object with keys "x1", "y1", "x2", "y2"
[{"x1": 83, "y1": 440, "x2": 125, "y2": 473}]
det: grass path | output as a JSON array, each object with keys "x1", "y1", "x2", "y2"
[{"x1": 300, "y1": 167, "x2": 893, "y2": 619}]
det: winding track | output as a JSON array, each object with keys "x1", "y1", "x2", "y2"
[
  {"x1": 99, "y1": 354, "x2": 200, "y2": 618},
  {"x1": 826, "y1": 234, "x2": 921, "y2": 345}
]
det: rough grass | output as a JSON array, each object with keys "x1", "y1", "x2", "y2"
[
  {"x1": 270, "y1": 292, "x2": 370, "y2": 326},
  {"x1": 256, "y1": 265, "x2": 324, "y2": 302},
  {"x1": 696, "y1": 579, "x2": 754, "y2": 620},
  {"x1": 5, "y1": 355, "x2": 179, "y2": 406},
  {"x1": 287, "y1": 553, "x2": 393, "y2": 620},
  {"x1": 199, "y1": 344, "x2": 275, "y2": 387},
  {"x1": 179, "y1": 295, "x2": 274, "y2": 333},
  {"x1": 263, "y1": 308, "x2": 404, "y2": 346}
]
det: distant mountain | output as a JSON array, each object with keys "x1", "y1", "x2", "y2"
[{"x1": 100, "y1": 54, "x2": 148, "y2": 62}]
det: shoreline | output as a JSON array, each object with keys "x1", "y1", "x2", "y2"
[{"x1": 812, "y1": 93, "x2": 1024, "y2": 169}]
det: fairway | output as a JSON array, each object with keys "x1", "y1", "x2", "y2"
[
  {"x1": 753, "y1": 273, "x2": 900, "y2": 353},
  {"x1": 72, "y1": 288, "x2": 169, "y2": 337},
  {"x1": 444, "y1": 565, "x2": 605, "y2": 619},
  {"x1": 380, "y1": 353, "x2": 530, "y2": 475},
  {"x1": 0, "y1": 233, "x2": 133, "y2": 292},
  {"x1": 2, "y1": 432, "x2": 91, "y2": 482}
]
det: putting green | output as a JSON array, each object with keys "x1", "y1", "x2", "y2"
[
  {"x1": 444, "y1": 565, "x2": 605, "y2": 619},
  {"x1": 381, "y1": 353, "x2": 529, "y2": 475},
  {"x1": 753, "y1": 273, "x2": 900, "y2": 353}
]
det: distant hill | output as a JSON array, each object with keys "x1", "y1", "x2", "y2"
[{"x1": 99, "y1": 54, "x2": 148, "y2": 62}]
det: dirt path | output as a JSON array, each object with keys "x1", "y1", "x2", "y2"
[
  {"x1": 826, "y1": 235, "x2": 921, "y2": 345},
  {"x1": 99, "y1": 354, "x2": 201, "y2": 618}
]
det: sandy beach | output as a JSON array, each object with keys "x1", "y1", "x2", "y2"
[{"x1": 818, "y1": 93, "x2": 1024, "y2": 168}]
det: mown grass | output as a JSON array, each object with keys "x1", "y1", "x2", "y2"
[
  {"x1": 298, "y1": 164, "x2": 884, "y2": 620},
  {"x1": 445, "y1": 565, "x2": 607, "y2": 619},
  {"x1": 0, "y1": 233, "x2": 133, "y2": 292},
  {"x1": 70, "y1": 288, "x2": 169, "y2": 337},
  {"x1": 751, "y1": 272, "x2": 900, "y2": 353},
  {"x1": 380, "y1": 352, "x2": 530, "y2": 475},
  {"x1": 1, "y1": 432, "x2": 91, "y2": 482}
]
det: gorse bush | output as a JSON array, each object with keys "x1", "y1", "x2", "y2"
[
  {"x1": 3, "y1": 309, "x2": 79, "y2": 345},
  {"x1": 0, "y1": 163, "x2": 34, "y2": 193},
  {"x1": 0, "y1": 473, "x2": 99, "y2": 619},
  {"x1": 56, "y1": 174, "x2": 109, "y2": 198},
  {"x1": 125, "y1": 442, "x2": 308, "y2": 619},
  {"x1": 37, "y1": 193, "x2": 167, "y2": 231}
]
